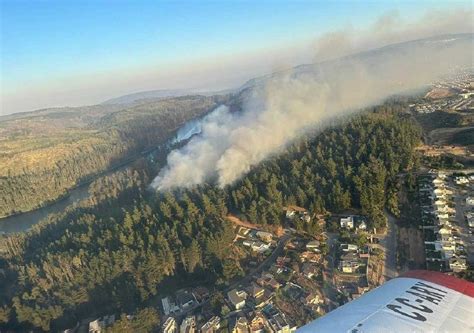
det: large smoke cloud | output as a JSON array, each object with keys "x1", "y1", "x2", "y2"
[{"x1": 153, "y1": 13, "x2": 473, "y2": 190}]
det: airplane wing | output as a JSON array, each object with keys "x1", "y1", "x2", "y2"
[{"x1": 297, "y1": 270, "x2": 474, "y2": 333}]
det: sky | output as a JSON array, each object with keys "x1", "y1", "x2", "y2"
[{"x1": 0, "y1": 0, "x2": 472, "y2": 115}]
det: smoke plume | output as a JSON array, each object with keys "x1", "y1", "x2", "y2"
[{"x1": 153, "y1": 32, "x2": 473, "y2": 190}]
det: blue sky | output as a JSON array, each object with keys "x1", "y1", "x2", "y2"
[{"x1": 0, "y1": 0, "x2": 471, "y2": 114}]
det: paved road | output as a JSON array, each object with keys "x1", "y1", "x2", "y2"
[{"x1": 380, "y1": 210, "x2": 398, "y2": 279}]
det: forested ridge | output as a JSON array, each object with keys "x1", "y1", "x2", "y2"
[
  {"x1": 0, "y1": 95, "x2": 226, "y2": 217},
  {"x1": 0, "y1": 101, "x2": 422, "y2": 331}
]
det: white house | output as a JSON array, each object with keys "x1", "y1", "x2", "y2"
[
  {"x1": 438, "y1": 227, "x2": 452, "y2": 242},
  {"x1": 228, "y1": 289, "x2": 247, "y2": 310},
  {"x1": 340, "y1": 244, "x2": 358, "y2": 252},
  {"x1": 340, "y1": 216, "x2": 354, "y2": 229}
]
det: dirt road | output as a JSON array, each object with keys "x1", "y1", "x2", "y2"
[{"x1": 380, "y1": 211, "x2": 398, "y2": 279}]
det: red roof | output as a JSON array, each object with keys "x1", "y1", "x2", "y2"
[{"x1": 402, "y1": 270, "x2": 474, "y2": 297}]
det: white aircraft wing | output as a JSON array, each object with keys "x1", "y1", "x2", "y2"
[{"x1": 297, "y1": 270, "x2": 474, "y2": 333}]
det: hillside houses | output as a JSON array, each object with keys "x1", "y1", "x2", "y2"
[
  {"x1": 339, "y1": 252, "x2": 361, "y2": 273},
  {"x1": 340, "y1": 215, "x2": 367, "y2": 231},
  {"x1": 243, "y1": 240, "x2": 271, "y2": 253},
  {"x1": 227, "y1": 289, "x2": 248, "y2": 310},
  {"x1": 285, "y1": 206, "x2": 311, "y2": 223},
  {"x1": 340, "y1": 216, "x2": 354, "y2": 229},
  {"x1": 262, "y1": 304, "x2": 295, "y2": 333},
  {"x1": 235, "y1": 226, "x2": 274, "y2": 255},
  {"x1": 340, "y1": 244, "x2": 358, "y2": 252},
  {"x1": 158, "y1": 231, "x2": 330, "y2": 333}
]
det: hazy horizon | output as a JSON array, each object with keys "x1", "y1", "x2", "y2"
[{"x1": 1, "y1": 0, "x2": 472, "y2": 116}]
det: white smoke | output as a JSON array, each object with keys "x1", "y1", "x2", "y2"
[{"x1": 153, "y1": 33, "x2": 473, "y2": 190}]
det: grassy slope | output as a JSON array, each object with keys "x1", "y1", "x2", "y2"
[{"x1": 0, "y1": 95, "x2": 225, "y2": 216}]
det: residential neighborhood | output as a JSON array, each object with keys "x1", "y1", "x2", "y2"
[
  {"x1": 69, "y1": 206, "x2": 391, "y2": 333},
  {"x1": 418, "y1": 171, "x2": 474, "y2": 273},
  {"x1": 131, "y1": 208, "x2": 386, "y2": 333}
]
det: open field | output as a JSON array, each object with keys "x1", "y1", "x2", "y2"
[
  {"x1": 428, "y1": 126, "x2": 474, "y2": 149},
  {"x1": 398, "y1": 226, "x2": 426, "y2": 271}
]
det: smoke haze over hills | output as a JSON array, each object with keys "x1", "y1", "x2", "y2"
[{"x1": 152, "y1": 33, "x2": 473, "y2": 190}]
